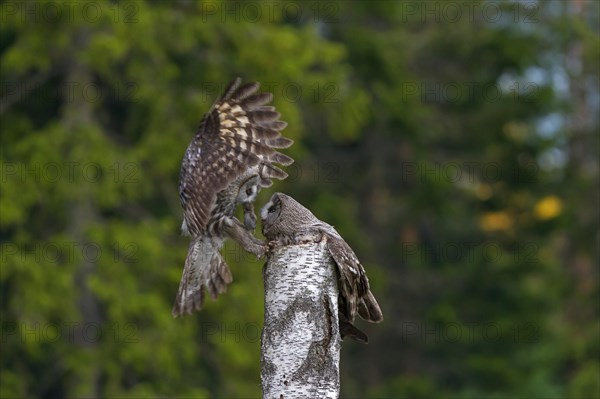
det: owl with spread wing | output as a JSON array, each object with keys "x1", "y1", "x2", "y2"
[{"x1": 173, "y1": 78, "x2": 294, "y2": 317}]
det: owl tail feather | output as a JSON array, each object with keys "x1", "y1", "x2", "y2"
[
  {"x1": 339, "y1": 311, "x2": 369, "y2": 344},
  {"x1": 358, "y1": 290, "x2": 384, "y2": 323},
  {"x1": 206, "y1": 251, "x2": 233, "y2": 300},
  {"x1": 172, "y1": 239, "x2": 232, "y2": 317}
]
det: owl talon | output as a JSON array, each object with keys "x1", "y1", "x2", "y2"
[
  {"x1": 257, "y1": 245, "x2": 268, "y2": 259},
  {"x1": 293, "y1": 231, "x2": 322, "y2": 245},
  {"x1": 246, "y1": 242, "x2": 267, "y2": 259},
  {"x1": 266, "y1": 241, "x2": 279, "y2": 254}
]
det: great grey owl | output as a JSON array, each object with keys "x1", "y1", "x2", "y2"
[
  {"x1": 173, "y1": 78, "x2": 294, "y2": 317},
  {"x1": 260, "y1": 192, "x2": 383, "y2": 343}
]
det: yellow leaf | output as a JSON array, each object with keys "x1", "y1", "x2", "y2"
[
  {"x1": 479, "y1": 211, "x2": 513, "y2": 231},
  {"x1": 534, "y1": 195, "x2": 562, "y2": 220}
]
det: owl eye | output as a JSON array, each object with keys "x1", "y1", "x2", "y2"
[
  {"x1": 268, "y1": 206, "x2": 276, "y2": 213},
  {"x1": 245, "y1": 187, "x2": 253, "y2": 196}
]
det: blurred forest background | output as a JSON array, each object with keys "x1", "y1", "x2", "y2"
[{"x1": 1, "y1": 1, "x2": 598, "y2": 398}]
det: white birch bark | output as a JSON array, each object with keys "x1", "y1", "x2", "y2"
[{"x1": 261, "y1": 240, "x2": 341, "y2": 399}]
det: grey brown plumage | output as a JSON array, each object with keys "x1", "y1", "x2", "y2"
[
  {"x1": 260, "y1": 193, "x2": 383, "y2": 343},
  {"x1": 173, "y1": 78, "x2": 294, "y2": 317},
  {"x1": 179, "y1": 78, "x2": 293, "y2": 236}
]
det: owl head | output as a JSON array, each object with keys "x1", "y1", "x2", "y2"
[
  {"x1": 235, "y1": 175, "x2": 260, "y2": 205},
  {"x1": 260, "y1": 192, "x2": 283, "y2": 230},
  {"x1": 260, "y1": 192, "x2": 320, "y2": 239}
]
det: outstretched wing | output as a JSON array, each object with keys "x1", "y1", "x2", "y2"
[
  {"x1": 179, "y1": 77, "x2": 294, "y2": 236},
  {"x1": 320, "y1": 225, "x2": 383, "y2": 323}
]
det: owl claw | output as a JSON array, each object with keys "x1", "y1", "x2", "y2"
[
  {"x1": 293, "y1": 231, "x2": 322, "y2": 245},
  {"x1": 246, "y1": 242, "x2": 267, "y2": 259},
  {"x1": 256, "y1": 245, "x2": 268, "y2": 260},
  {"x1": 266, "y1": 237, "x2": 293, "y2": 250},
  {"x1": 222, "y1": 216, "x2": 265, "y2": 258},
  {"x1": 265, "y1": 241, "x2": 277, "y2": 255}
]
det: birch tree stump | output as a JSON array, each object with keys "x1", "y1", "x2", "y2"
[{"x1": 261, "y1": 240, "x2": 341, "y2": 399}]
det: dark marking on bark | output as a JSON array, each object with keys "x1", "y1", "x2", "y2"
[
  {"x1": 261, "y1": 356, "x2": 276, "y2": 377},
  {"x1": 261, "y1": 241, "x2": 341, "y2": 397},
  {"x1": 262, "y1": 293, "x2": 315, "y2": 346},
  {"x1": 291, "y1": 338, "x2": 338, "y2": 386}
]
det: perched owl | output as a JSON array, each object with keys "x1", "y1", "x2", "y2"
[
  {"x1": 260, "y1": 193, "x2": 383, "y2": 343},
  {"x1": 173, "y1": 78, "x2": 294, "y2": 317}
]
